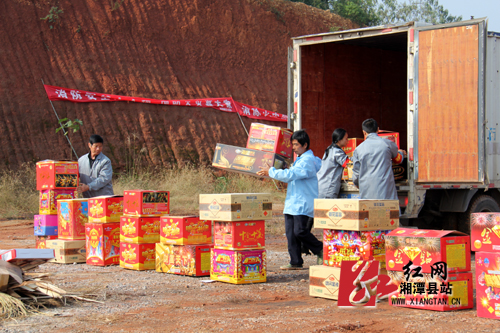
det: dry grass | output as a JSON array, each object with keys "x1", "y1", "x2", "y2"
[{"x1": 0, "y1": 164, "x2": 39, "y2": 219}]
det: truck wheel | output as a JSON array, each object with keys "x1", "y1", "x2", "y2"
[{"x1": 458, "y1": 195, "x2": 500, "y2": 234}]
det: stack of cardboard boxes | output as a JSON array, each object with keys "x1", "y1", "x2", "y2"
[
  {"x1": 385, "y1": 228, "x2": 473, "y2": 311},
  {"x1": 119, "y1": 190, "x2": 169, "y2": 270},
  {"x1": 35, "y1": 160, "x2": 78, "y2": 249},
  {"x1": 212, "y1": 123, "x2": 292, "y2": 177},
  {"x1": 85, "y1": 196, "x2": 123, "y2": 266},
  {"x1": 200, "y1": 193, "x2": 270, "y2": 284},
  {"x1": 156, "y1": 216, "x2": 213, "y2": 276},
  {"x1": 471, "y1": 212, "x2": 500, "y2": 319},
  {"x1": 310, "y1": 198, "x2": 400, "y2": 300}
]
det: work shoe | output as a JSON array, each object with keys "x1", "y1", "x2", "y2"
[
  {"x1": 280, "y1": 264, "x2": 304, "y2": 270},
  {"x1": 316, "y1": 251, "x2": 324, "y2": 265}
]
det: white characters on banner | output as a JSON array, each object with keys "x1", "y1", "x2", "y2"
[
  {"x1": 196, "y1": 101, "x2": 202, "y2": 106},
  {"x1": 55, "y1": 89, "x2": 68, "y2": 99},
  {"x1": 185, "y1": 101, "x2": 191, "y2": 106},
  {"x1": 70, "y1": 90, "x2": 82, "y2": 100},
  {"x1": 224, "y1": 100, "x2": 232, "y2": 109},
  {"x1": 161, "y1": 101, "x2": 169, "y2": 105},
  {"x1": 206, "y1": 100, "x2": 213, "y2": 107},
  {"x1": 252, "y1": 108, "x2": 261, "y2": 117},
  {"x1": 241, "y1": 105, "x2": 251, "y2": 116},
  {"x1": 85, "y1": 93, "x2": 97, "y2": 100},
  {"x1": 173, "y1": 101, "x2": 181, "y2": 105}
]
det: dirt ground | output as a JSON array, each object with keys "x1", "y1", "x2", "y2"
[{"x1": 0, "y1": 219, "x2": 496, "y2": 333}]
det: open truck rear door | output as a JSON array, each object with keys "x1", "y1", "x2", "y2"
[{"x1": 415, "y1": 19, "x2": 487, "y2": 183}]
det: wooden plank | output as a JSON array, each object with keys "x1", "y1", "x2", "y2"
[{"x1": 417, "y1": 25, "x2": 479, "y2": 182}]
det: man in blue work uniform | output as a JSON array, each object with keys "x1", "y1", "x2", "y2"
[
  {"x1": 76, "y1": 134, "x2": 114, "y2": 198},
  {"x1": 258, "y1": 129, "x2": 323, "y2": 270}
]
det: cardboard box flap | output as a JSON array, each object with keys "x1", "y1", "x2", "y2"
[{"x1": 387, "y1": 228, "x2": 467, "y2": 238}]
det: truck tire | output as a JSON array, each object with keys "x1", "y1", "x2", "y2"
[{"x1": 458, "y1": 194, "x2": 500, "y2": 234}]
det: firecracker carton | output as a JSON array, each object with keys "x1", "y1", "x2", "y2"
[
  {"x1": 57, "y1": 199, "x2": 88, "y2": 240},
  {"x1": 36, "y1": 160, "x2": 79, "y2": 190},
  {"x1": 88, "y1": 196, "x2": 123, "y2": 223},
  {"x1": 46, "y1": 239, "x2": 86, "y2": 264},
  {"x1": 123, "y1": 190, "x2": 170, "y2": 216},
  {"x1": 388, "y1": 270, "x2": 473, "y2": 311},
  {"x1": 34, "y1": 215, "x2": 58, "y2": 236},
  {"x1": 212, "y1": 143, "x2": 290, "y2": 178},
  {"x1": 85, "y1": 223, "x2": 120, "y2": 266},
  {"x1": 379, "y1": 130, "x2": 400, "y2": 149},
  {"x1": 475, "y1": 251, "x2": 500, "y2": 319},
  {"x1": 471, "y1": 213, "x2": 500, "y2": 252},
  {"x1": 341, "y1": 138, "x2": 363, "y2": 181},
  {"x1": 35, "y1": 235, "x2": 57, "y2": 249},
  {"x1": 385, "y1": 228, "x2": 471, "y2": 274},
  {"x1": 323, "y1": 230, "x2": 389, "y2": 267},
  {"x1": 155, "y1": 243, "x2": 213, "y2": 276},
  {"x1": 0, "y1": 249, "x2": 54, "y2": 263},
  {"x1": 314, "y1": 199, "x2": 400, "y2": 231},
  {"x1": 214, "y1": 221, "x2": 265, "y2": 250},
  {"x1": 210, "y1": 248, "x2": 266, "y2": 284},
  {"x1": 120, "y1": 243, "x2": 155, "y2": 270},
  {"x1": 199, "y1": 193, "x2": 272, "y2": 221},
  {"x1": 309, "y1": 265, "x2": 341, "y2": 300},
  {"x1": 246, "y1": 123, "x2": 293, "y2": 158},
  {"x1": 39, "y1": 189, "x2": 75, "y2": 215},
  {"x1": 120, "y1": 216, "x2": 161, "y2": 244},
  {"x1": 159, "y1": 216, "x2": 211, "y2": 245}
]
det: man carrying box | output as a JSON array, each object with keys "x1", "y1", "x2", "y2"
[
  {"x1": 352, "y1": 119, "x2": 404, "y2": 200},
  {"x1": 258, "y1": 129, "x2": 323, "y2": 270},
  {"x1": 77, "y1": 134, "x2": 114, "y2": 198}
]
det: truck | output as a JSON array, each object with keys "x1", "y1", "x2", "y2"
[{"x1": 287, "y1": 18, "x2": 500, "y2": 233}]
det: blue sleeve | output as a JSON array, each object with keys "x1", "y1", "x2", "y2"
[{"x1": 269, "y1": 157, "x2": 315, "y2": 183}]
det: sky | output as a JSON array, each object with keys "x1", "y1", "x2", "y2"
[{"x1": 437, "y1": 0, "x2": 499, "y2": 32}]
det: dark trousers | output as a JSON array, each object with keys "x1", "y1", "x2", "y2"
[{"x1": 285, "y1": 214, "x2": 323, "y2": 266}]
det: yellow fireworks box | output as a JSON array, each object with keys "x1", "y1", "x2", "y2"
[
  {"x1": 160, "y1": 216, "x2": 212, "y2": 245},
  {"x1": 210, "y1": 248, "x2": 266, "y2": 284},
  {"x1": 155, "y1": 243, "x2": 213, "y2": 276},
  {"x1": 314, "y1": 199, "x2": 400, "y2": 231},
  {"x1": 120, "y1": 216, "x2": 161, "y2": 244},
  {"x1": 46, "y1": 239, "x2": 86, "y2": 264},
  {"x1": 88, "y1": 196, "x2": 123, "y2": 223},
  {"x1": 199, "y1": 193, "x2": 272, "y2": 221},
  {"x1": 120, "y1": 243, "x2": 155, "y2": 270}
]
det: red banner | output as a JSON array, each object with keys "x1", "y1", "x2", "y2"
[{"x1": 44, "y1": 85, "x2": 287, "y2": 122}]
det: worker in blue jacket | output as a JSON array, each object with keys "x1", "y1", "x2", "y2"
[{"x1": 258, "y1": 129, "x2": 323, "y2": 270}]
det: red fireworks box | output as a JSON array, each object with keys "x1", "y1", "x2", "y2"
[
  {"x1": 388, "y1": 270, "x2": 473, "y2": 311},
  {"x1": 120, "y1": 216, "x2": 161, "y2": 244},
  {"x1": 39, "y1": 189, "x2": 75, "y2": 215},
  {"x1": 88, "y1": 196, "x2": 123, "y2": 223},
  {"x1": 385, "y1": 228, "x2": 470, "y2": 274},
  {"x1": 36, "y1": 160, "x2": 79, "y2": 190},
  {"x1": 214, "y1": 221, "x2": 265, "y2": 250},
  {"x1": 246, "y1": 123, "x2": 293, "y2": 158},
  {"x1": 210, "y1": 248, "x2": 266, "y2": 284},
  {"x1": 379, "y1": 130, "x2": 400, "y2": 149},
  {"x1": 471, "y1": 213, "x2": 500, "y2": 252},
  {"x1": 123, "y1": 190, "x2": 170, "y2": 216},
  {"x1": 341, "y1": 138, "x2": 363, "y2": 180},
  {"x1": 159, "y1": 216, "x2": 212, "y2": 245},
  {"x1": 476, "y1": 251, "x2": 500, "y2": 319},
  {"x1": 85, "y1": 223, "x2": 120, "y2": 266},
  {"x1": 57, "y1": 199, "x2": 88, "y2": 240},
  {"x1": 35, "y1": 235, "x2": 58, "y2": 249},
  {"x1": 120, "y1": 243, "x2": 156, "y2": 270},
  {"x1": 155, "y1": 243, "x2": 213, "y2": 276},
  {"x1": 323, "y1": 230, "x2": 389, "y2": 267}
]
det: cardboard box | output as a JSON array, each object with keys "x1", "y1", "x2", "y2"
[
  {"x1": 323, "y1": 230, "x2": 389, "y2": 267},
  {"x1": 120, "y1": 216, "x2": 161, "y2": 244},
  {"x1": 471, "y1": 213, "x2": 500, "y2": 252},
  {"x1": 155, "y1": 243, "x2": 213, "y2": 276},
  {"x1": 388, "y1": 270, "x2": 473, "y2": 311},
  {"x1": 85, "y1": 223, "x2": 120, "y2": 266},
  {"x1": 214, "y1": 221, "x2": 265, "y2": 250},
  {"x1": 379, "y1": 131, "x2": 400, "y2": 149},
  {"x1": 212, "y1": 143, "x2": 290, "y2": 178},
  {"x1": 199, "y1": 193, "x2": 272, "y2": 221},
  {"x1": 35, "y1": 235, "x2": 57, "y2": 249},
  {"x1": 36, "y1": 160, "x2": 79, "y2": 190},
  {"x1": 120, "y1": 243, "x2": 155, "y2": 270},
  {"x1": 475, "y1": 251, "x2": 500, "y2": 319},
  {"x1": 88, "y1": 196, "x2": 123, "y2": 223},
  {"x1": 39, "y1": 189, "x2": 75, "y2": 215},
  {"x1": 57, "y1": 199, "x2": 88, "y2": 240},
  {"x1": 309, "y1": 265, "x2": 341, "y2": 300},
  {"x1": 46, "y1": 239, "x2": 86, "y2": 263},
  {"x1": 385, "y1": 228, "x2": 470, "y2": 273},
  {"x1": 160, "y1": 216, "x2": 211, "y2": 245},
  {"x1": 210, "y1": 248, "x2": 266, "y2": 284},
  {"x1": 0, "y1": 249, "x2": 54, "y2": 262},
  {"x1": 34, "y1": 215, "x2": 58, "y2": 236},
  {"x1": 246, "y1": 123, "x2": 293, "y2": 158},
  {"x1": 314, "y1": 199, "x2": 400, "y2": 231},
  {"x1": 123, "y1": 190, "x2": 169, "y2": 216}
]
